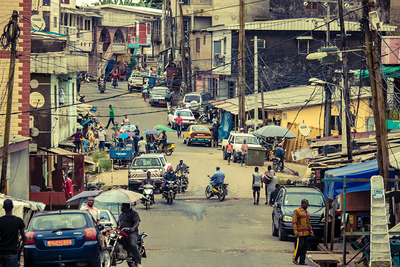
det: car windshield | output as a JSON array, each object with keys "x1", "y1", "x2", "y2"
[
  {"x1": 153, "y1": 89, "x2": 168, "y2": 95},
  {"x1": 159, "y1": 156, "x2": 166, "y2": 166},
  {"x1": 81, "y1": 202, "x2": 120, "y2": 220},
  {"x1": 99, "y1": 211, "x2": 111, "y2": 222},
  {"x1": 235, "y1": 136, "x2": 259, "y2": 145},
  {"x1": 133, "y1": 157, "x2": 161, "y2": 167},
  {"x1": 184, "y1": 95, "x2": 200, "y2": 102},
  {"x1": 192, "y1": 126, "x2": 209, "y2": 132},
  {"x1": 176, "y1": 111, "x2": 193, "y2": 117},
  {"x1": 284, "y1": 193, "x2": 325, "y2": 207},
  {"x1": 30, "y1": 214, "x2": 87, "y2": 231}
]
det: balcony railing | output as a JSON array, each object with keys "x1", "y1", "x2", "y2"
[{"x1": 213, "y1": 54, "x2": 225, "y2": 67}]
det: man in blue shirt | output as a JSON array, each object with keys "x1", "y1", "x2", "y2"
[{"x1": 208, "y1": 166, "x2": 225, "y2": 192}]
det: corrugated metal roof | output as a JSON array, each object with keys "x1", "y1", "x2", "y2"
[
  {"x1": 208, "y1": 18, "x2": 396, "y2": 32},
  {"x1": 0, "y1": 134, "x2": 30, "y2": 148},
  {"x1": 89, "y1": 4, "x2": 162, "y2": 16},
  {"x1": 211, "y1": 84, "x2": 372, "y2": 114},
  {"x1": 61, "y1": 7, "x2": 102, "y2": 17}
]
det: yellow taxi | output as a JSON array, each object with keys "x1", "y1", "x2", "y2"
[{"x1": 182, "y1": 125, "x2": 212, "y2": 147}]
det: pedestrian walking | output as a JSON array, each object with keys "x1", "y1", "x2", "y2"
[
  {"x1": 98, "y1": 128, "x2": 106, "y2": 151},
  {"x1": 292, "y1": 199, "x2": 313, "y2": 265},
  {"x1": 241, "y1": 139, "x2": 248, "y2": 167},
  {"x1": 252, "y1": 167, "x2": 263, "y2": 205},
  {"x1": 82, "y1": 138, "x2": 90, "y2": 156},
  {"x1": 138, "y1": 136, "x2": 147, "y2": 155},
  {"x1": 64, "y1": 173, "x2": 74, "y2": 206},
  {"x1": 72, "y1": 129, "x2": 83, "y2": 153},
  {"x1": 175, "y1": 113, "x2": 183, "y2": 138},
  {"x1": 105, "y1": 105, "x2": 115, "y2": 129},
  {"x1": 86, "y1": 127, "x2": 95, "y2": 151},
  {"x1": 0, "y1": 199, "x2": 26, "y2": 267},
  {"x1": 262, "y1": 165, "x2": 274, "y2": 204},
  {"x1": 269, "y1": 184, "x2": 280, "y2": 206},
  {"x1": 212, "y1": 122, "x2": 219, "y2": 147},
  {"x1": 80, "y1": 197, "x2": 100, "y2": 224},
  {"x1": 226, "y1": 140, "x2": 233, "y2": 165}
]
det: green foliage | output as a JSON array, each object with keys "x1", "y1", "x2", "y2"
[
  {"x1": 91, "y1": 0, "x2": 162, "y2": 9},
  {"x1": 99, "y1": 159, "x2": 112, "y2": 171},
  {"x1": 93, "y1": 151, "x2": 106, "y2": 162}
]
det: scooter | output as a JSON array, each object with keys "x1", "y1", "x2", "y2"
[
  {"x1": 205, "y1": 176, "x2": 228, "y2": 201},
  {"x1": 104, "y1": 226, "x2": 147, "y2": 267},
  {"x1": 158, "y1": 142, "x2": 175, "y2": 156},
  {"x1": 99, "y1": 81, "x2": 106, "y2": 93},
  {"x1": 272, "y1": 157, "x2": 284, "y2": 172},
  {"x1": 141, "y1": 184, "x2": 154, "y2": 210},
  {"x1": 176, "y1": 168, "x2": 189, "y2": 193}
]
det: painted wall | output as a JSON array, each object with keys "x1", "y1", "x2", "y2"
[
  {"x1": 0, "y1": 0, "x2": 31, "y2": 138},
  {"x1": 190, "y1": 31, "x2": 212, "y2": 72},
  {"x1": 8, "y1": 148, "x2": 30, "y2": 200}
]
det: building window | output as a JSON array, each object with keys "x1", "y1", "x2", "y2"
[
  {"x1": 298, "y1": 40, "x2": 309, "y2": 54},
  {"x1": 64, "y1": 14, "x2": 68, "y2": 26},
  {"x1": 43, "y1": 11, "x2": 50, "y2": 32},
  {"x1": 53, "y1": 17, "x2": 57, "y2": 28},
  {"x1": 367, "y1": 117, "x2": 374, "y2": 131},
  {"x1": 214, "y1": 40, "x2": 221, "y2": 55},
  {"x1": 196, "y1": 38, "x2": 200, "y2": 53},
  {"x1": 43, "y1": 0, "x2": 50, "y2": 6},
  {"x1": 85, "y1": 20, "x2": 91, "y2": 31}
]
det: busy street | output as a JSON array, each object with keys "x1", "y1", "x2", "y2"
[{"x1": 77, "y1": 80, "x2": 309, "y2": 267}]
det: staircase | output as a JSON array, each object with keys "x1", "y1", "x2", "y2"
[
  {"x1": 370, "y1": 175, "x2": 392, "y2": 266},
  {"x1": 98, "y1": 44, "x2": 113, "y2": 75}
]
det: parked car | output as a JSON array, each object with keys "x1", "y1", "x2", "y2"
[
  {"x1": 149, "y1": 86, "x2": 171, "y2": 106},
  {"x1": 272, "y1": 186, "x2": 325, "y2": 246},
  {"x1": 128, "y1": 154, "x2": 171, "y2": 191},
  {"x1": 167, "y1": 109, "x2": 196, "y2": 129},
  {"x1": 182, "y1": 125, "x2": 212, "y2": 147},
  {"x1": 182, "y1": 92, "x2": 214, "y2": 115},
  {"x1": 128, "y1": 71, "x2": 147, "y2": 91},
  {"x1": 221, "y1": 133, "x2": 262, "y2": 162},
  {"x1": 24, "y1": 210, "x2": 109, "y2": 267}
]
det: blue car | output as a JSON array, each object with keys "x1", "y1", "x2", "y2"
[{"x1": 24, "y1": 210, "x2": 110, "y2": 267}]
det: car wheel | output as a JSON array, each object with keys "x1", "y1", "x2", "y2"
[
  {"x1": 150, "y1": 102, "x2": 154, "y2": 106},
  {"x1": 182, "y1": 138, "x2": 186, "y2": 144},
  {"x1": 278, "y1": 222, "x2": 288, "y2": 241},
  {"x1": 272, "y1": 216, "x2": 279, "y2": 236},
  {"x1": 187, "y1": 139, "x2": 191, "y2": 146},
  {"x1": 233, "y1": 153, "x2": 238, "y2": 163}
]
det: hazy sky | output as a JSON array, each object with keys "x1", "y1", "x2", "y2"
[{"x1": 76, "y1": 0, "x2": 98, "y2": 6}]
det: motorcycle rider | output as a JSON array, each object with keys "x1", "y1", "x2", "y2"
[
  {"x1": 98, "y1": 74, "x2": 105, "y2": 89},
  {"x1": 111, "y1": 70, "x2": 119, "y2": 87},
  {"x1": 175, "y1": 158, "x2": 189, "y2": 182},
  {"x1": 140, "y1": 171, "x2": 155, "y2": 204},
  {"x1": 118, "y1": 203, "x2": 142, "y2": 267},
  {"x1": 208, "y1": 166, "x2": 225, "y2": 192},
  {"x1": 274, "y1": 144, "x2": 285, "y2": 171},
  {"x1": 158, "y1": 130, "x2": 167, "y2": 152},
  {"x1": 161, "y1": 167, "x2": 177, "y2": 193}
]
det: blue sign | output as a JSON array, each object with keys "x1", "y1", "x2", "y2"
[{"x1": 386, "y1": 120, "x2": 400, "y2": 130}]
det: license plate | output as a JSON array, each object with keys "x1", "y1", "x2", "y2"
[
  {"x1": 197, "y1": 134, "x2": 205, "y2": 136},
  {"x1": 159, "y1": 102, "x2": 166, "y2": 104},
  {"x1": 47, "y1": 239, "x2": 72, "y2": 246}
]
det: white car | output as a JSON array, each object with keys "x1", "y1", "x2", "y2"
[
  {"x1": 221, "y1": 133, "x2": 262, "y2": 162},
  {"x1": 128, "y1": 71, "x2": 147, "y2": 91},
  {"x1": 98, "y1": 209, "x2": 118, "y2": 229},
  {"x1": 167, "y1": 109, "x2": 196, "y2": 129}
]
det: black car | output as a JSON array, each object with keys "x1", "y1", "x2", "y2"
[{"x1": 272, "y1": 186, "x2": 325, "y2": 243}]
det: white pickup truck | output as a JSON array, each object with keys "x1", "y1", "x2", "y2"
[
  {"x1": 128, "y1": 154, "x2": 171, "y2": 191},
  {"x1": 221, "y1": 133, "x2": 262, "y2": 162}
]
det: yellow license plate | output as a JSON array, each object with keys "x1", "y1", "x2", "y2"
[{"x1": 47, "y1": 239, "x2": 72, "y2": 246}]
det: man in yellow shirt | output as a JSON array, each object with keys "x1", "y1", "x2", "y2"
[{"x1": 292, "y1": 199, "x2": 313, "y2": 265}]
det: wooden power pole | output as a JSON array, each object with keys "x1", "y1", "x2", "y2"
[
  {"x1": 179, "y1": 3, "x2": 188, "y2": 95},
  {"x1": 338, "y1": 0, "x2": 353, "y2": 161},
  {"x1": 238, "y1": 0, "x2": 245, "y2": 128},
  {"x1": 363, "y1": 0, "x2": 390, "y2": 188},
  {"x1": 0, "y1": 11, "x2": 19, "y2": 194}
]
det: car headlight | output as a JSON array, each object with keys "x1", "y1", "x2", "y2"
[{"x1": 282, "y1": 215, "x2": 293, "y2": 222}]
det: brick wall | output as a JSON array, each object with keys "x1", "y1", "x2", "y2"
[{"x1": 0, "y1": 0, "x2": 31, "y2": 137}]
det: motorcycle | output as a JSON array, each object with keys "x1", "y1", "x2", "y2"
[
  {"x1": 176, "y1": 168, "x2": 189, "y2": 193},
  {"x1": 104, "y1": 227, "x2": 147, "y2": 267},
  {"x1": 205, "y1": 176, "x2": 228, "y2": 201},
  {"x1": 198, "y1": 114, "x2": 208, "y2": 124},
  {"x1": 158, "y1": 142, "x2": 175, "y2": 156},
  {"x1": 162, "y1": 180, "x2": 177, "y2": 204},
  {"x1": 141, "y1": 184, "x2": 154, "y2": 210},
  {"x1": 272, "y1": 157, "x2": 284, "y2": 172},
  {"x1": 99, "y1": 81, "x2": 106, "y2": 93},
  {"x1": 112, "y1": 78, "x2": 118, "y2": 88}
]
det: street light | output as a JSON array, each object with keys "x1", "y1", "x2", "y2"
[{"x1": 306, "y1": 52, "x2": 328, "y2": 60}]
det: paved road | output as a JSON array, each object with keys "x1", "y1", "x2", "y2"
[{"x1": 81, "y1": 82, "x2": 309, "y2": 267}]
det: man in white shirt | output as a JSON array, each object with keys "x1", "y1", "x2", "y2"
[
  {"x1": 80, "y1": 197, "x2": 100, "y2": 224},
  {"x1": 138, "y1": 136, "x2": 147, "y2": 155},
  {"x1": 98, "y1": 128, "x2": 106, "y2": 151}
]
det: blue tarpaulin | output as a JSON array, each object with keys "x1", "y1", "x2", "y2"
[
  {"x1": 218, "y1": 111, "x2": 233, "y2": 140},
  {"x1": 324, "y1": 160, "x2": 379, "y2": 200}
]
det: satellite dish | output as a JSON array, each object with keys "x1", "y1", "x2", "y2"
[
  {"x1": 31, "y1": 15, "x2": 45, "y2": 31},
  {"x1": 299, "y1": 123, "x2": 311, "y2": 137},
  {"x1": 30, "y1": 127, "x2": 40, "y2": 137},
  {"x1": 189, "y1": 101, "x2": 199, "y2": 111}
]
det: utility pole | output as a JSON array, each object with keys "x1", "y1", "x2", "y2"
[
  {"x1": 338, "y1": 0, "x2": 353, "y2": 161},
  {"x1": 179, "y1": 3, "x2": 188, "y2": 95},
  {"x1": 0, "y1": 11, "x2": 19, "y2": 194},
  {"x1": 326, "y1": 2, "x2": 330, "y2": 46},
  {"x1": 238, "y1": 0, "x2": 246, "y2": 128},
  {"x1": 260, "y1": 76, "x2": 265, "y2": 126},
  {"x1": 253, "y1": 36, "x2": 258, "y2": 127},
  {"x1": 161, "y1": 0, "x2": 165, "y2": 52},
  {"x1": 324, "y1": 76, "x2": 332, "y2": 137},
  {"x1": 363, "y1": 0, "x2": 390, "y2": 188}
]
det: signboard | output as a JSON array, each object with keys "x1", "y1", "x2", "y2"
[
  {"x1": 386, "y1": 120, "x2": 400, "y2": 130},
  {"x1": 112, "y1": 44, "x2": 125, "y2": 52},
  {"x1": 291, "y1": 147, "x2": 313, "y2": 161}
]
